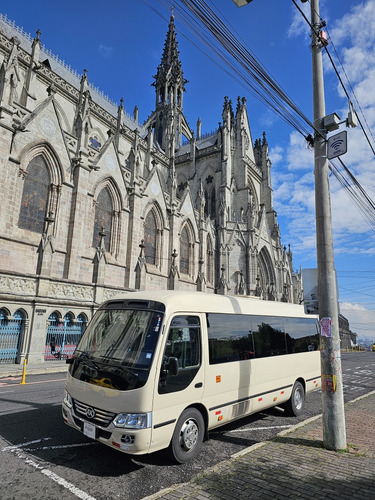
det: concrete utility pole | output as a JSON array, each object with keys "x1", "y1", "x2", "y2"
[
  {"x1": 309, "y1": 0, "x2": 346, "y2": 450},
  {"x1": 233, "y1": 0, "x2": 346, "y2": 450}
]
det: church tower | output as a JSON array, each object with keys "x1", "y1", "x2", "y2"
[{"x1": 151, "y1": 15, "x2": 192, "y2": 155}]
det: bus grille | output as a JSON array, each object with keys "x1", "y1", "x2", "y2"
[{"x1": 73, "y1": 398, "x2": 116, "y2": 427}]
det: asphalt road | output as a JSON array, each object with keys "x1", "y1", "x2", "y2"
[{"x1": 1, "y1": 352, "x2": 374, "y2": 500}]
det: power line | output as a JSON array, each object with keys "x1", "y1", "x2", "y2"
[
  {"x1": 151, "y1": 0, "x2": 318, "y2": 140},
  {"x1": 324, "y1": 40, "x2": 375, "y2": 156},
  {"x1": 147, "y1": 0, "x2": 375, "y2": 233},
  {"x1": 291, "y1": 1, "x2": 375, "y2": 230}
]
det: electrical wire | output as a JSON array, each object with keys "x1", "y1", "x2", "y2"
[
  {"x1": 147, "y1": 0, "x2": 375, "y2": 234},
  {"x1": 292, "y1": 0, "x2": 375, "y2": 231},
  {"x1": 149, "y1": 0, "x2": 319, "y2": 140},
  {"x1": 294, "y1": 0, "x2": 375, "y2": 154},
  {"x1": 324, "y1": 41, "x2": 375, "y2": 156},
  {"x1": 329, "y1": 158, "x2": 375, "y2": 232}
]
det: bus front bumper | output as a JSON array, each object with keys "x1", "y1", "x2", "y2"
[{"x1": 62, "y1": 395, "x2": 153, "y2": 455}]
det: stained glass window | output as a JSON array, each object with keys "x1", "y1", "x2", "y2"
[
  {"x1": 210, "y1": 188, "x2": 216, "y2": 218},
  {"x1": 89, "y1": 136, "x2": 101, "y2": 150},
  {"x1": 18, "y1": 155, "x2": 50, "y2": 233},
  {"x1": 145, "y1": 211, "x2": 157, "y2": 265},
  {"x1": 180, "y1": 226, "x2": 190, "y2": 275},
  {"x1": 92, "y1": 187, "x2": 113, "y2": 249},
  {"x1": 206, "y1": 236, "x2": 214, "y2": 283}
]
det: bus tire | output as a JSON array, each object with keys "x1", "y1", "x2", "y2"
[
  {"x1": 283, "y1": 381, "x2": 305, "y2": 417},
  {"x1": 169, "y1": 408, "x2": 204, "y2": 464}
]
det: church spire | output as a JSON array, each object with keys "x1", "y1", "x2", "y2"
[
  {"x1": 153, "y1": 15, "x2": 186, "y2": 105},
  {"x1": 152, "y1": 15, "x2": 188, "y2": 154}
]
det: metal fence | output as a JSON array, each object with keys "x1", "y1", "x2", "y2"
[
  {"x1": 0, "y1": 310, "x2": 23, "y2": 364},
  {"x1": 44, "y1": 313, "x2": 86, "y2": 361}
]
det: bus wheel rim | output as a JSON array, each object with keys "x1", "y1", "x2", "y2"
[
  {"x1": 179, "y1": 418, "x2": 199, "y2": 451},
  {"x1": 294, "y1": 388, "x2": 303, "y2": 409}
]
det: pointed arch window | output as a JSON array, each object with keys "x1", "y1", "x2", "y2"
[
  {"x1": 204, "y1": 190, "x2": 209, "y2": 218},
  {"x1": 210, "y1": 189, "x2": 216, "y2": 218},
  {"x1": 206, "y1": 236, "x2": 214, "y2": 284},
  {"x1": 180, "y1": 226, "x2": 190, "y2": 275},
  {"x1": 18, "y1": 155, "x2": 50, "y2": 233},
  {"x1": 204, "y1": 187, "x2": 216, "y2": 219},
  {"x1": 0, "y1": 309, "x2": 24, "y2": 364},
  {"x1": 92, "y1": 187, "x2": 113, "y2": 250},
  {"x1": 77, "y1": 314, "x2": 87, "y2": 333},
  {"x1": 144, "y1": 210, "x2": 157, "y2": 266}
]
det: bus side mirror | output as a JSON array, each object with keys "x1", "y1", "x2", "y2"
[{"x1": 167, "y1": 356, "x2": 179, "y2": 376}]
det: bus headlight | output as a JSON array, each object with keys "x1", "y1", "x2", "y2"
[
  {"x1": 114, "y1": 412, "x2": 152, "y2": 429},
  {"x1": 63, "y1": 390, "x2": 73, "y2": 409}
]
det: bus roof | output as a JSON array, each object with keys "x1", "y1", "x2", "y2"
[{"x1": 102, "y1": 290, "x2": 316, "y2": 319}]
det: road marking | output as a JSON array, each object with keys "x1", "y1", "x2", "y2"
[
  {"x1": 3, "y1": 439, "x2": 97, "y2": 500},
  {"x1": 2, "y1": 438, "x2": 51, "y2": 452},
  {"x1": 25, "y1": 456, "x2": 97, "y2": 500},
  {"x1": 24, "y1": 442, "x2": 95, "y2": 451}
]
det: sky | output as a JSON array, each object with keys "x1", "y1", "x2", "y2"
[{"x1": 2, "y1": 0, "x2": 375, "y2": 341}]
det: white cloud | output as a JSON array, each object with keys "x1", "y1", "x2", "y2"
[
  {"x1": 269, "y1": 145, "x2": 283, "y2": 166},
  {"x1": 98, "y1": 44, "x2": 114, "y2": 58},
  {"x1": 287, "y1": 1, "x2": 310, "y2": 38},
  {"x1": 275, "y1": 1, "x2": 375, "y2": 266},
  {"x1": 285, "y1": 132, "x2": 314, "y2": 171},
  {"x1": 330, "y1": 1, "x2": 375, "y2": 50},
  {"x1": 339, "y1": 302, "x2": 375, "y2": 340}
]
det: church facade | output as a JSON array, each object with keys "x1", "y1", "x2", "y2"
[{"x1": 0, "y1": 14, "x2": 302, "y2": 365}]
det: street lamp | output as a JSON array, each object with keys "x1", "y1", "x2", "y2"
[{"x1": 232, "y1": 0, "x2": 346, "y2": 451}]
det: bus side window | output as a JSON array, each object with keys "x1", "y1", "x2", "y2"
[{"x1": 159, "y1": 316, "x2": 201, "y2": 394}]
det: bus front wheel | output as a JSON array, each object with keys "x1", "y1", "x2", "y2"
[
  {"x1": 169, "y1": 408, "x2": 204, "y2": 464},
  {"x1": 283, "y1": 381, "x2": 305, "y2": 417}
]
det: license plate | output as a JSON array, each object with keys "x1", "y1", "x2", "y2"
[{"x1": 83, "y1": 421, "x2": 96, "y2": 439}]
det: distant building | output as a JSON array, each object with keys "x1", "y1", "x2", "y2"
[
  {"x1": 0, "y1": 14, "x2": 302, "y2": 365},
  {"x1": 338, "y1": 314, "x2": 357, "y2": 349}
]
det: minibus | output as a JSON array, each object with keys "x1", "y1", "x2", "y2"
[{"x1": 62, "y1": 291, "x2": 321, "y2": 463}]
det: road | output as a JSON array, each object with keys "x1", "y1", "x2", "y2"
[{"x1": 1, "y1": 352, "x2": 374, "y2": 500}]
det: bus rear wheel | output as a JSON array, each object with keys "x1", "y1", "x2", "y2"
[
  {"x1": 283, "y1": 381, "x2": 305, "y2": 417},
  {"x1": 169, "y1": 408, "x2": 204, "y2": 464}
]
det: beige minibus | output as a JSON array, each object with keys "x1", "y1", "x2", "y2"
[{"x1": 62, "y1": 290, "x2": 321, "y2": 463}]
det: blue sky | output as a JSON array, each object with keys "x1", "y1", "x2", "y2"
[{"x1": 3, "y1": 0, "x2": 375, "y2": 340}]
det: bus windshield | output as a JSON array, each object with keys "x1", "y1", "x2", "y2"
[{"x1": 70, "y1": 308, "x2": 163, "y2": 390}]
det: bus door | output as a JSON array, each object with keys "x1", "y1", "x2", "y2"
[{"x1": 152, "y1": 314, "x2": 204, "y2": 449}]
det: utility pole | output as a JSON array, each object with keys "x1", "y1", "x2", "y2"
[
  {"x1": 233, "y1": 0, "x2": 347, "y2": 450},
  {"x1": 309, "y1": 0, "x2": 346, "y2": 450}
]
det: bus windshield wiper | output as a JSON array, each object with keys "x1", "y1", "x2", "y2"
[{"x1": 78, "y1": 351, "x2": 99, "y2": 370}]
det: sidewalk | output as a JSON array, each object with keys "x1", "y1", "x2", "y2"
[
  {"x1": 0, "y1": 361, "x2": 68, "y2": 378},
  {"x1": 146, "y1": 391, "x2": 375, "y2": 500}
]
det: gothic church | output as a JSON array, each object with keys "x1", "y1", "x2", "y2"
[{"x1": 0, "y1": 14, "x2": 302, "y2": 365}]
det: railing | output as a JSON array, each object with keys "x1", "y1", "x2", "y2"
[
  {"x1": 0, "y1": 317, "x2": 22, "y2": 364},
  {"x1": 44, "y1": 324, "x2": 83, "y2": 361}
]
